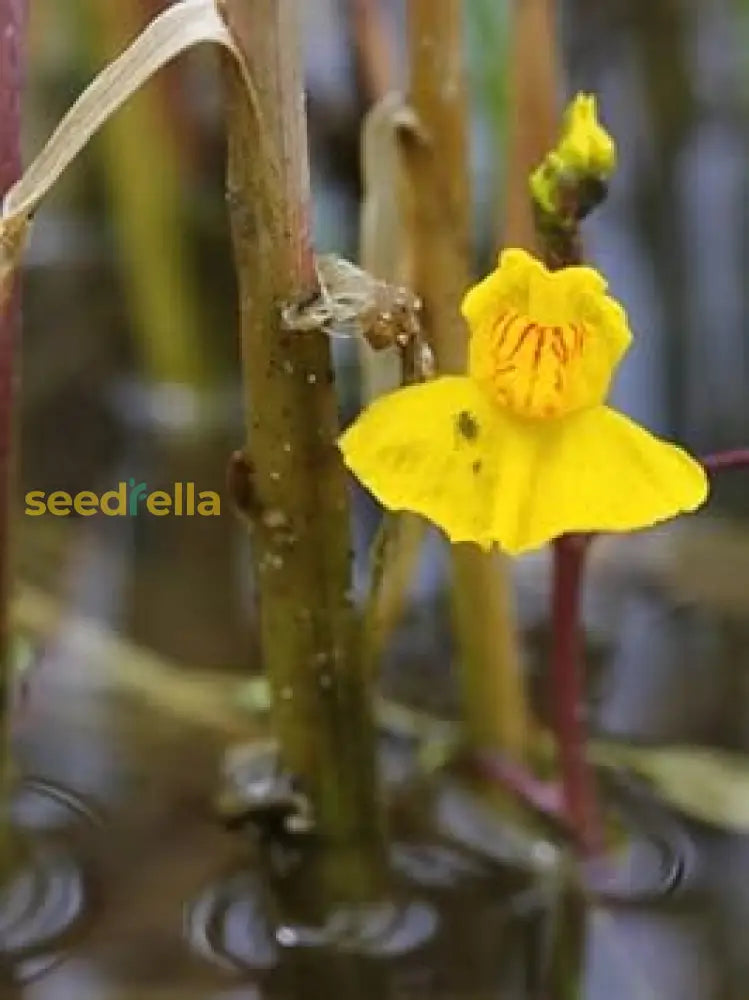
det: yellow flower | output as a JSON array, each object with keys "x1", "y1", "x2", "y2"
[
  {"x1": 530, "y1": 94, "x2": 616, "y2": 216},
  {"x1": 339, "y1": 249, "x2": 708, "y2": 555},
  {"x1": 556, "y1": 94, "x2": 617, "y2": 177}
]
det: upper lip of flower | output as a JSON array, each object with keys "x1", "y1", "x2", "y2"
[{"x1": 461, "y1": 248, "x2": 632, "y2": 421}]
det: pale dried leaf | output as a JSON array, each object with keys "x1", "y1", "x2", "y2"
[
  {"x1": 590, "y1": 738, "x2": 749, "y2": 831},
  {"x1": 0, "y1": 0, "x2": 255, "y2": 297},
  {"x1": 282, "y1": 253, "x2": 424, "y2": 358}
]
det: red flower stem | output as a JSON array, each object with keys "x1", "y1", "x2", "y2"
[
  {"x1": 552, "y1": 533, "x2": 602, "y2": 855},
  {"x1": 532, "y1": 441, "x2": 749, "y2": 848},
  {"x1": 700, "y1": 449, "x2": 749, "y2": 474},
  {"x1": 470, "y1": 750, "x2": 565, "y2": 823}
]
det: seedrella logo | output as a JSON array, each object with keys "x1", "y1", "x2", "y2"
[{"x1": 25, "y1": 479, "x2": 221, "y2": 517}]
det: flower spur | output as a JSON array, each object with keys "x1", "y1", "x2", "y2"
[{"x1": 339, "y1": 248, "x2": 708, "y2": 555}]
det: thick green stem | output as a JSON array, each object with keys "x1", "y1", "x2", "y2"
[
  {"x1": 406, "y1": 0, "x2": 528, "y2": 759},
  {"x1": 218, "y1": 0, "x2": 385, "y2": 907}
]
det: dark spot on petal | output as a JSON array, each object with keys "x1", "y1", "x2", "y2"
[
  {"x1": 456, "y1": 410, "x2": 479, "y2": 440},
  {"x1": 472, "y1": 460, "x2": 482, "y2": 475}
]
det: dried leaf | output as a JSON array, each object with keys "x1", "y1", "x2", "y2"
[
  {"x1": 358, "y1": 93, "x2": 429, "y2": 397},
  {"x1": 0, "y1": 0, "x2": 255, "y2": 300},
  {"x1": 282, "y1": 254, "x2": 425, "y2": 360},
  {"x1": 590, "y1": 738, "x2": 749, "y2": 831}
]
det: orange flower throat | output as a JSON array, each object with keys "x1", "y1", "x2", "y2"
[{"x1": 469, "y1": 310, "x2": 590, "y2": 419}]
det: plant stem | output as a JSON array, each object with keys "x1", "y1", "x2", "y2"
[
  {"x1": 499, "y1": 0, "x2": 560, "y2": 761},
  {"x1": 348, "y1": 0, "x2": 394, "y2": 104},
  {"x1": 405, "y1": 0, "x2": 527, "y2": 759},
  {"x1": 470, "y1": 750, "x2": 564, "y2": 823},
  {"x1": 218, "y1": 0, "x2": 385, "y2": 908},
  {"x1": 701, "y1": 449, "x2": 749, "y2": 474},
  {"x1": 551, "y1": 535, "x2": 601, "y2": 854},
  {"x1": 531, "y1": 123, "x2": 608, "y2": 853},
  {"x1": 85, "y1": 0, "x2": 210, "y2": 386},
  {"x1": 503, "y1": 0, "x2": 559, "y2": 252},
  {"x1": 0, "y1": 0, "x2": 27, "y2": 872},
  {"x1": 0, "y1": 0, "x2": 26, "y2": 657}
]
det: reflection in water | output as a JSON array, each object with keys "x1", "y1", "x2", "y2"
[
  {"x1": 581, "y1": 776, "x2": 697, "y2": 906},
  {"x1": 6, "y1": 586, "x2": 555, "y2": 998},
  {"x1": 6, "y1": 529, "x2": 747, "y2": 998},
  {"x1": 0, "y1": 782, "x2": 91, "y2": 985},
  {"x1": 272, "y1": 899, "x2": 437, "y2": 956},
  {"x1": 12, "y1": 778, "x2": 105, "y2": 833},
  {"x1": 183, "y1": 838, "x2": 545, "y2": 997},
  {"x1": 391, "y1": 841, "x2": 489, "y2": 888},
  {"x1": 186, "y1": 870, "x2": 279, "y2": 973},
  {"x1": 185, "y1": 865, "x2": 438, "y2": 972}
]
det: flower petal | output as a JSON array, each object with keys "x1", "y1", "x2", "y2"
[
  {"x1": 461, "y1": 248, "x2": 543, "y2": 332},
  {"x1": 340, "y1": 380, "x2": 708, "y2": 557},
  {"x1": 556, "y1": 93, "x2": 617, "y2": 177},
  {"x1": 338, "y1": 377, "x2": 504, "y2": 550},
  {"x1": 462, "y1": 249, "x2": 632, "y2": 418},
  {"x1": 491, "y1": 405, "x2": 709, "y2": 554}
]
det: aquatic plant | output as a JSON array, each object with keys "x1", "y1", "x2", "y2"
[
  {"x1": 0, "y1": 0, "x2": 392, "y2": 914},
  {"x1": 340, "y1": 99, "x2": 706, "y2": 554},
  {"x1": 339, "y1": 93, "x2": 712, "y2": 852},
  {"x1": 219, "y1": 0, "x2": 387, "y2": 907},
  {"x1": 1, "y1": 4, "x2": 749, "y2": 965},
  {"x1": 404, "y1": 0, "x2": 529, "y2": 759}
]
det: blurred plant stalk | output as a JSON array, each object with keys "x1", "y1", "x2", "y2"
[
  {"x1": 85, "y1": 0, "x2": 247, "y2": 674},
  {"x1": 503, "y1": 0, "x2": 559, "y2": 252},
  {"x1": 405, "y1": 0, "x2": 528, "y2": 758},
  {"x1": 348, "y1": 0, "x2": 395, "y2": 105},
  {"x1": 219, "y1": 0, "x2": 386, "y2": 908},
  {"x1": 502, "y1": 0, "x2": 559, "y2": 755},
  {"x1": 84, "y1": 0, "x2": 213, "y2": 387},
  {"x1": 0, "y1": 0, "x2": 27, "y2": 877},
  {"x1": 356, "y1": 81, "x2": 425, "y2": 666}
]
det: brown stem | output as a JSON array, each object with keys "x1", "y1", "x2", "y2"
[
  {"x1": 405, "y1": 0, "x2": 528, "y2": 759},
  {"x1": 0, "y1": 0, "x2": 27, "y2": 876},
  {"x1": 503, "y1": 0, "x2": 559, "y2": 252},
  {"x1": 701, "y1": 448, "x2": 749, "y2": 474},
  {"x1": 218, "y1": 0, "x2": 385, "y2": 908},
  {"x1": 348, "y1": 0, "x2": 395, "y2": 104},
  {"x1": 551, "y1": 535, "x2": 602, "y2": 854},
  {"x1": 470, "y1": 750, "x2": 564, "y2": 824},
  {"x1": 0, "y1": 1, "x2": 27, "y2": 738},
  {"x1": 500, "y1": 0, "x2": 560, "y2": 761},
  {"x1": 0, "y1": 0, "x2": 26, "y2": 628}
]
